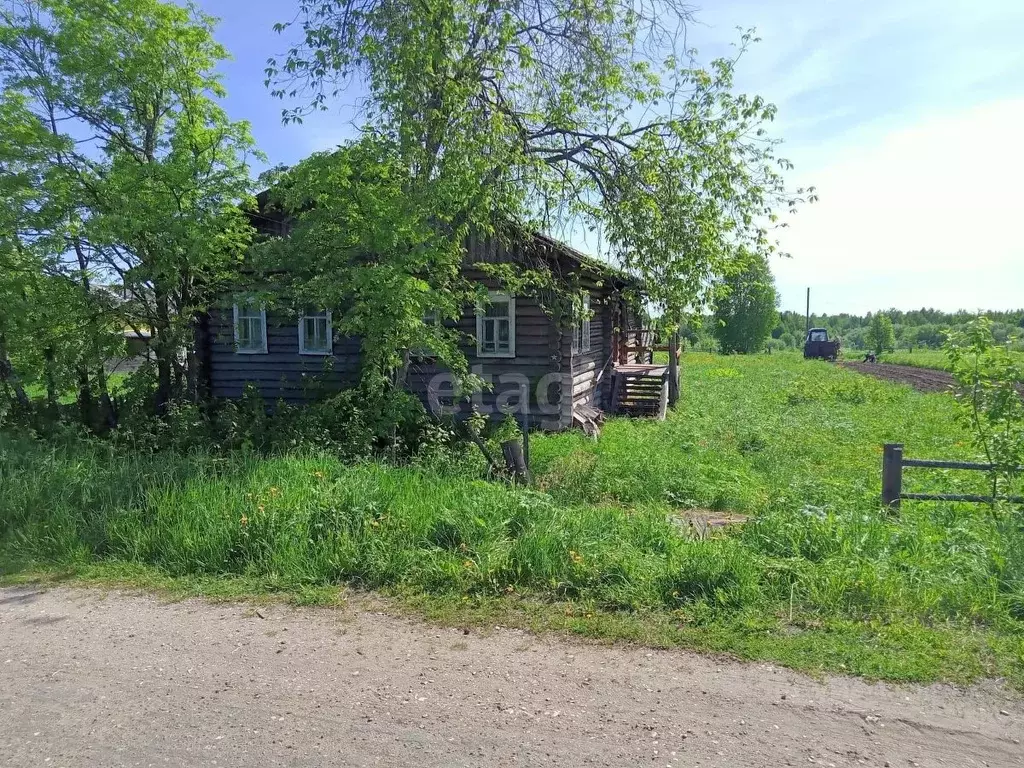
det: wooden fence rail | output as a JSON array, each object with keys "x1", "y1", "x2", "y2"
[{"x1": 881, "y1": 443, "x2": 1024, "y2": 509}]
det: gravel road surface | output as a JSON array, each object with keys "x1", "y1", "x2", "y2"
[{"x1": 1, "y1": 586, "x2": 1021, "y2": 767}]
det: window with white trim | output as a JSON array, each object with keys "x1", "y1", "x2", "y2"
[
  {"x1": 572, "y1": 293, "x2": 592, "y2": 354},
  {"x1": 476, "y1": 292, "x2": 515, "y2": 357},
  {"x1": 233, "y1": 303, "x2": 267, "y2": 354},
  {"x1": 298, "y1": 310, "x2": 332, "y2": 355}
]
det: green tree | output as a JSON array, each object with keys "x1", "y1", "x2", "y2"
[
  {"x1": 0, "y1": 0, "x2": 257, "y2": 415},
  {"x1": 866, "y1": 313, "x2": 896, "y2": 354},
  {"x1": 712, "y1": 254, "x2": 779, "y2": 354},
  {"x1": 945, "y1": 318, "x2": 1024, "y2": 511},
  {"x1": 255, "y1": 139, "x2": 482, "y2": 385},
  {"x1": 265, "y1": 1, "x2": 813, "y2": 387}
]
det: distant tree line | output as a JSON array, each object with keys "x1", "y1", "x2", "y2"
[{"x1": 770, "y1": 309, "x2": 1024, "y2": 352}]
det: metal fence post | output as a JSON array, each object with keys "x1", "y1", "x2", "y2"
[{"x1": 881, "y1": 443, "x2": 904, "y2": 510}]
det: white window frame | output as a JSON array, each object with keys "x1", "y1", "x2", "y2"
[
  {"x1": 476, "y1": 291, "x2": 516, "y2": 358},
  {"x1": 572, "y1": 293, "x2": 592, "y2": 354},
  {"x1": 233, "y1": 303, "x2": 268, "y2": 354},
  {"x1": 297, "y1": 309, "x2": 333, "y2": 356}
]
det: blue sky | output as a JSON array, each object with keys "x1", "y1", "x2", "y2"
[{"x1": 201, "y1": 0, "x2": 1024, "y2": 314}]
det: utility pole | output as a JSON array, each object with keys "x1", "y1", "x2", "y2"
[{"x1": 805, "y1": 287, "x2": 811, "y2": 333}]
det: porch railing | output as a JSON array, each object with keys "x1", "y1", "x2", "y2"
[{"x1": 616, "y1": 328, "x2": 681, "y2": 365}]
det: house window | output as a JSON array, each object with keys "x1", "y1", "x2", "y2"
[
  {"x1": 233, "y1": 303, "x2": 267, "y2": 354},
  {"x1": 298, "y1": 310, "x2": 332, "y2": 355},
  {"x1": 572, "y1": 293, "x2": 592, "y2": 354},
  {"x1": 476, "y1": 292, "x2": 516, "y2": 358}
]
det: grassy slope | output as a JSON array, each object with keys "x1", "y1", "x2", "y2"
[
  {"x1": 534, "y1": 353, "x2": 977, "y2": 511},
  {"x1": 2, "y1": 354, "x2": 1022, "y2": 686}
]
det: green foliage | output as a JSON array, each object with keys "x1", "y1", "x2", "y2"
[
  {"x1": 712, "y1": 253, "x2": 779, "y2": 354},
  {"x1": 771, "y1": 308, "x2": 1024, "y2": 353},
  {"x1": 945, "y1": 318, "x2": 1024, "y2": 498},
  {"x1": 108, "y1": 382, "x2": 445, "y2": 462},
  {"x1": 885, "y1": 348, "x2": 1024, "y2": 372},
  {"x1": 783, "y1": 373, "x2": 900, "y2": 406},
  {"x1": 254, "y1": 139, "x2": 479, "y2": 387},
  {"x1": 267, "y1": 1, "x2": 813, "y2": 344},
  {"x1": 866, "y1": 313, "x2": 896, "y2": 355},
  {"x1": 0, "y1": 0, "x2": 257, "y2": 414}
]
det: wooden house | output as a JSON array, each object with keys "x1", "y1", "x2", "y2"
[{"x1": 197, "y1": 211, "x2": 671, "y2": 431}]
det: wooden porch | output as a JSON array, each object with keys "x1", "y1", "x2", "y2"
[
  {"x1": 609, "y1": 327, "x2": 680, "y2": 418},
  {"x1": 614, "y1": 328, "x2": 681, "y2": 366},
  {"x1": 609, "y1": 363, "x2": 670, "y2": 418},
  {"x1": 573, "y1": 326, "x2": 680, "y2": 433}
]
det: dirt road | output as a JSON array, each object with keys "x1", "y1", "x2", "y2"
[
  {"x1": 1, "y1": 587, "x2": 1021, "y2": 767},
  {"x1": 841, "y1": 362, "x2": 955, "y2": 394}
]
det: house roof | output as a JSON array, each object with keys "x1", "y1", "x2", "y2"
[
  {"x1": 249, "y1": 188, "x2": 640, "y2": 291},
  {"x1": 529, "y1": 230, "x2": 639, "y2": 289}
]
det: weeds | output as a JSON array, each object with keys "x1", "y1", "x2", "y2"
[{"x1": 2, "y1": 353, "x2": 1023, "y2": 685}]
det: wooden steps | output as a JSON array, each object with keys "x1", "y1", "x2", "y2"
[{"x1": 610, "y1": 365, "x2": 669, "y2": 419}]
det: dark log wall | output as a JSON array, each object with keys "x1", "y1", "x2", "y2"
[
  {"x1": 204, "y1": 228, "x2": 578, "y2": 429},
  {"x1": 206, "y1": 306, "x2": 361, "y2": 402},
  {"x1": 405, "y1": 232, "x2": 573, "y2": 430},
  {"x1": 569, "y1": 277, "x2": 616, "y2": 410}
]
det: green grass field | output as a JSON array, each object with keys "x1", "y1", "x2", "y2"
[
  {"x1": 2, "y1": 354, "x2": 1022, "y2": 686},
  {"x1": 874, "y1": 349, "x2": 1024, "y2": 372},
  {"x1": 879, "y1": 350, "x2": 953, "y2": 371},
  {"x1": 23, "y1": 371, "x2": 130, "y2": 403}
]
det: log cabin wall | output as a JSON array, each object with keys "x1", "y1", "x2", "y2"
[{"x1": 203, "y1": 210, "x2": 633, "y2": 431}]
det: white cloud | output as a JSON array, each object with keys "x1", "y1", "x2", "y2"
[{"x1": 773, "y1": 98, "x2": 1024, "y2": 313}]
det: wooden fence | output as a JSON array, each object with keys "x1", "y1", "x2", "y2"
[{"x1": 881, "y1": 443, "x2": 1024, "y2": 509}]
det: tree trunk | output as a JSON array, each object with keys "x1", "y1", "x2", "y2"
[
  {"x1": 0, "y1": 333, "x2": 31, "y2": 410},
  {"x1": 43, "y1": 347, "x2": 58, "y2": 416},
  {"x1": 95, "y1": 365, "x2": 117, "y2": 431},
  {"x1": 190, "y1": 310, "x2": 213, "y2": 404},
  {"x1": 395, "y1": 348, "x2": 412, "y2": 390},
  {"x1": 186, "y1": 347, "x2": 200, "y2": 404},
  {"x1": 154, "y1": 289, "x2": 173, "y2": 413},
  {"x1": 668, "y1": 330, "x2": 680, "y2": 407},
  {"x1": 77, "y1": 365, "x2": 95, "y2": 428}
]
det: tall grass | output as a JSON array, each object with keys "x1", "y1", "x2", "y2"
[
  {"x1": 880, "y1": 350, "x2": 953, "y2": 371},
  {"x1": 533, "y1": 353, "x2": 1000, "y2": 510},
  {"x1": 0, "y1": 436, "x2": 766, "y2": 612},
  {"x1": 2, "y1": 353, "x2": 1023, "y2": 684}
]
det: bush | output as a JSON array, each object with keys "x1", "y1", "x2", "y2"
[{"x1": 104, "y1": 379, "x2": 450, "y2": 464}]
